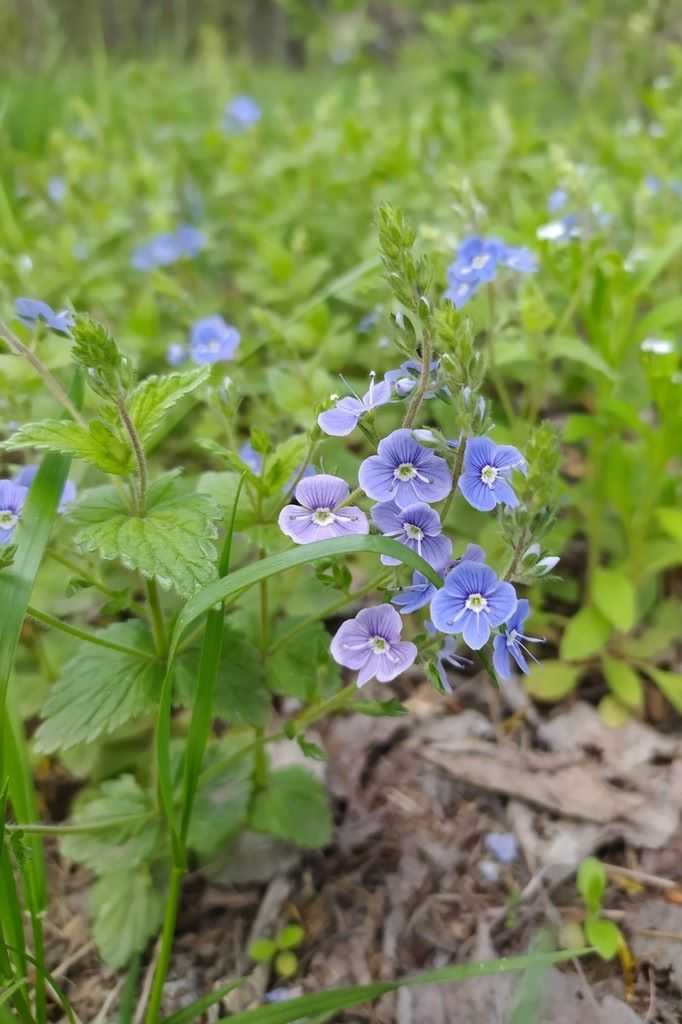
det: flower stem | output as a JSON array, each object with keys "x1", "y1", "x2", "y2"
[
  {"x1": 143, "y1": 865, "x2": 184, "y2": 1024},
  {"x1": 402, "y1": 328, "x2": 432, "y2": 428},
  {"x1": 146, "y1": 579, "x2": 167, "y2": 655},
  {"x1": 0, "y1": 319, "x2": 86, "y2": 426},
  {"x1": 26, "y1": 605, "x2": 158, "y2": 660},
  {"x1": 440, "y1": 440, "x2": 465, "y2": 525},
  {"x1": 117, "y1": 399, "x2": 148, "y2": 513}
]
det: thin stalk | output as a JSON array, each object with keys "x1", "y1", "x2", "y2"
[
  {"x1": 439, "y1": 440, "x2": 465, "y2": 525},
  {"x1": 401, "y1": 329, "x2": 433, "y2": 428},
  {"x1": 143, "y1": 866, "x2": 183, "y2": 1024},
  {"x1": 269, "y1": 571, "x2": 389, "y2": 655},
  {"x1": 26, "y1": 606, "x2": 158, "y2": 660},
  {"x1": 46, "y1": 549, "x2": 120, "y2": 597},
  {"x1": 4, "y1": 813, "x2": 154, "y2": 836},
  {"x1": 282, "y1": 435, "x2": 319, "y2": 504},
  {"x1": 0, "y1": 320, "x2": 85, "y2": 426},
  {"x1": 116, "y1": 399, "x2": 148, "y2": 513},
  {"x1": 145, "y1": 579, "x2": 167, "y2": 655},
  {"x1": 486, "y1": 290, "x2": 516, "y2": 425}
]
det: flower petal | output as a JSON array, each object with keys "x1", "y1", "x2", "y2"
[
  {"x1": 356, "y1": 603, "x2": 403, "y2": 642},
  {"x1": 444, "y1": 560, "x2": 498, "y2": 599},
  {"x1": 493, "y1": 444, "x2": 525, "y2": 472},
  {"x1": 400, "y1": 502, "x2": 442, "y2": 536},
  {"x1": 317, "y1": 406, "x2": 360, "y2": 436},
  {"x1": 373, "y1": 641, "x2": 417, "y2": 682},
  {"x1": 492, "y1": 477, "x2": 519, "y2": 508},
  {"x1": 462, "y1": 611, "x2": 490, "y2": 649},
  {"x1": 364, "y1": 378, "x2": 392, "y2": 409},
  {"x1": 370, "y1": 500, "x2": 404, "y2": 535},
  {"x1": 492, "y1": 634, "x2": 513, "y2": 680},
  {"x1": 420, "y1": 534, "x2": 452, "y2": 570},
  {"x1": 295, "y1": 473, "x2": 349, "y2": 511},
  {"x1": 430, "y1": 588, "x2": 465, "y2": 634},
  {"x1": 463, "y1": 436, "x2": 497, "y2": 473},
  {"x1": 458, "y1": 471, "x2": 497, "y2": 512},
  {"x1": 486, "y1": 581, "x2": 518, "y2": 627},
  {"x1": 358, "y1": 455, "x2": 396, "y2": 502},
  {"x1": 330, "y1": 619, "x2": 370, "y2": 669}
]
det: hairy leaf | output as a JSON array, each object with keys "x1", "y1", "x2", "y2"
[
  {"x1": 249, "y1": 766, "x2": 332, "y2": 849},
  {"x1": 60, "y1": 775, "x2": 161, "y2": 871},
  {"x1": 177, "y1": 625, "x2": 270, "y2": 727},
  {"x1": 69, "y1": 477, "x2": 222, "y2": 592},
  {"x1": 188, "y1": 738, "x2": 254, "y2": 858},
  {"x1": 89, "y1": 866, "x2": 163, "y2": 968},
  {"x1": 3, "y1": 418, "x2": 131, "y2": 474},
  {"x1": 34, "y1": 622, "x2": 162, "y2": 752},
  {"x1": 128, "y1": 366, "x2": 209, "y2": 443},
  {"x1": 269, "y1": 620, "x2": 331, "y2": 700}
]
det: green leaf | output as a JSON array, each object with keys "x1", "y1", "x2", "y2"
[
  {"x1": 274, "y1": 951, "x2": 298, "y2": 979},
  {"x1": 2, "y1": 419, "x2": 131, "y2": 474},
  {"x1": 592, "y1": 568, "x2": 637, "y2": 633},
  {"x1": 560, "y1": 606, "x2": 611, "y2": 660},
  {"x1": 524, "y1": 661, "x2": 580, "y2": 701},
  {"x1": 657, "y1": 508, "x2": 682, "y2": 544},
  {"x1": 249, "y1": 939, "x2": 277, "y2": 963},
  {"x1": 60, "y1": 775, "x2": 160, "y2": 871},
  {"x1": 220, "y1": 950, "x2": 588, "y2": 1023},
  {"x1": 249, "y1": 766, "x2": 332, "y2": 849},
  {"x1": 269, "y1": 620, "x2": 330, "y2": 700},
  {"x1": 601, "y1": 656, "x2": 643, "y2": 712},
  {"x1": 577, "y1": 857, "x2": 605, "y2": 916},
  {"x1": 643, "y1": 667, "x2": 682, "y2": 712},
  {"x1": 169, "y1": 535, "x2": 443, "y2": 660},
  {"x1": 584, "y1": 917, "x2": 621, "y2": 961},
  {"x1": 69, "y1": 477, "x2": 222, "y2": 593},
  {"x1": 89, "y1": 866, "x2": 163, "y2": 968},
  {"x1": 34, "y1": 622, "x2": 162, "y2": 753},
  {"x1": 264, "y1": 435, "x2": 309, "y2": 493},
  {"x1": 187, "y1": 738, "x2": 254, "y2": 859},
  {"x1": 597, "y1": 695, "x2": 631, "y2": 727},
  {"x1": 297, "y1": 737, "x2": 327, "y2": 761},
  {"x1": 348, "y1": 698, "x2": 409, "y2": 717},
  {"x1": 197, "y1": 471, "x2": 257, "y2": 528},
  {"x1": 128, "y1": 367, "x2": 209, "y2": 443},
  {"x1": 548, "y1": 336, "x2": 615, "y2": 378},
  {"x1": 277, "y1": 924, "x2": 305, "y2": 950}
]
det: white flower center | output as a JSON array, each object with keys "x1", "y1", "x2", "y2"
[
  {"x1": 203, "y1": 339, "x2": 221, "y2": 353},
  {"x1": 0, "y1": 511, "x2": 18, "y2": 531},
  {"x1": 312, "y1": 508, "x2": 335, "y2": 526},
  {"x1": 465, "y1": 593, "x2": 488, "y2": 614},
  {"x1": 472, "y1": 254, "x2": 490, "y2": 270},
  {"x1": 404, "y1": 523, "x2": 423, "y2": 541},
  {"x1": 370, "y1": 636, "x2": 389, "y2": 654},
  {"x1": 481, "y1": 464, "x2": 498, "y2": 486},
  {"x1": 395, "y1": 462, "x2": 417, "y2": 481}
]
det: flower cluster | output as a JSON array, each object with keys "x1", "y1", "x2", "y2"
[
  {"x1": 131, "y1": 225, "x2": 204, "y2": 272},
  {"x1": 445, "y1": 236, "x2": 537, "y2": 309}
]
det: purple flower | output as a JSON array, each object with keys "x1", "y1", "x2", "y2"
[
  {"x1": 430, "y1": 560, "x2": 517, "y2": 650},
  {"x1": 239, "y1": 442, "x2": 263, "y2": 474},
  {"x1": 166, "y1": 343, "x2": 188, "y2": 367},
  {"x1": 224, "y1": 95, "x2": 261, "y2": 132},
  {"x1": 190, "y1": 316, "x2": 240, "y2": 365},
  {"x1": 0, "y1": 480, "x2": 28, "y2": 543},
  {"x1": 279, "y1": 474, "x2": 368, "y2": 544},
  {"x1": 330, "y1": 604, "x2": 417, "y2": 687},
  {"x1": 318, "y1": 373, "x2": 391, "y2": 436},
  {"x1": 15, "y1": 465, "x2": 76, "y2": 513},
  {"x1": 484, "y1": 832, "x2": 519, "y2": 863},
  {"x1": 384, "y1": 359, "x2": 439, "y2": 398},
  {"x1": 392, "y1": 571, "x2": 436, "y2": 614},
  {"x1": 131, "y1": 224, "x2": 204, "y2": 272},
  {"x1": 359, "y1": 429, "x2": 452, "y2": 509},
  {"x1": 458, "y1": 437, "x2": 525, "y2": 512},
  {"x1": 444, "y1": 278, "x2": 480, "y2": 309},
  {"x1": 492, "y1": 599, "x2": 543, "y2": 680},
  {"x1": 371, "y1": 500, "x2": 452, "y2": 569},
  {"x1": 15, "y1": 298, "x2": 73, "y2": 337},
  {"x1": 445, "y1": 236, "x2": 537, "y2": 309}
]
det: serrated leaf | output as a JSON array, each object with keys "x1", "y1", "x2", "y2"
[
  {"x1": 187, "y1": 738, "x2": 254, "y2": 859},
  {"x1": 197, "y1": 471, "x2": 258, "y2": 528},
  {"x1": 60, "y1": 775, "x2": 161, "y2": 871},
  {"x1": 34, "y1": 622, "x2": 162, "y2": 753},
  {"x1": 89, "y1": 866, "x2": 163, "y2": 968},
  {"x1": 524, "y1": 660, "x2": 580, "y2": 701},
  {"x1": 601, "y1": 656, "x2": 643, "y2": 712},
  {"x1": 69, "y1": 478, "x2": 222, "y2": 593},
  {"x1": 560, "y1": 605, "x2": 611, "y2": 660},
  {"x1": 249, "y1": 766, "x2": 332, "y2": 849},
  {"x1": 592, "y1": 568, "x2": 637, "y2": 633},
  {"x1": 643, "y1": 666, "x2": 682, "y2": 712},
  {"x1": 584, "y1": 917, "x2": 621, "y2": 960},
  {"x1": 128, "y1": 366, "x2": 209, "y2": 443},
  {"x1": 3, "y1": 419, "x2": 131, "y2": 474}
]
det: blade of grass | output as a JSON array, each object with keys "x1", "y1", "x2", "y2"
[
  {"x1": 216, "y1": 950, "x2": 590, "y2": 1023},
  {"x1": 159, "y1": 979, "x2": 241, "y2": 1024},
  {"x1": 0, "y1": 946, "x2": 77, "y2": 1024},
  {"x1": 118, "y1": 954, "x2": 142, "y2": 1024}
]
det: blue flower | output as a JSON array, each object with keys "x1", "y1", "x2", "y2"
[
  {"x1": 166, "y1": 343, "x2": 188, "y2": 367},
  {"x1": 239, "y1": 442, "x2": 263, "y2": 474},
  {"x1": 445, "y1": 236, "x2": 537, "y2": 309},
  {"x1": 318, "y1": 373, "x2": 392, "y2": 436},
  {"x1": 279, "y1": 474, "x2": 368, "y2": 545},
  {"x1": 15, "y1": 465, "x2": 76, "y2": 514},
  {"x1": 131, "y1": 224, "x2": 205, "y2": 272},
  {"x1": 548, "y1": 187, "x2": 568, "y2": 212},
  {"x1": 0, "y1": 480, "x2": 28, "y2": 543},
  {"x1": 430, "y1": 560, "x2": 517, "y2": 650},
  {"x1": 223, "y1": 95, "x2": 261, "y2": 132},
  {"x1": 14, "y1": 297, "x2": 73, "y2": 337},
  {"x1": 371, "y1": 500, "x2": 452, "y2": 570},
  {"x1": 458, "y1": 436, "x2": 525, "y2": 512},
  {"x1": 330, "y1": 604, "x2": 417, "y2": 687},
  {"x1": 392, "y1": 571, "x2": 437, "y2": 614},
  {"x1": 484, "y1": 832, "x2": 519, "y2": 863},
  {"x1": 536, "y1": 215, "x2": 580, "y2": 242},
  {"x1": 47, "y1": 176, "x2": 67, "y2": 203},
  {"x1": 384, "y1": 359, "x2": 439, "y2": 398},
  {"x1": 190, "y1": 316, "x2": 240, "y2": 365},
  {"x1": 359, "y1": 429, "x2": 452, "y2": 509},
  {"x1": 424, "y1": 622, "x2": 470, "y2": 693},
  {"x1": 492, "y1": 599, "x2": 543, "y2": 680}
]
